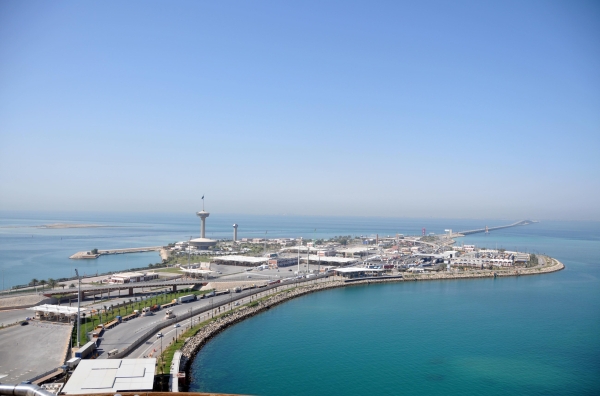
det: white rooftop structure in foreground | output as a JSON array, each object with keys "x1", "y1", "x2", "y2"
[
  {"x1": 212, "y1": 255, "x2": 269, "y2": 265},
  {"x1": 27, "y1": 304, "x2": 86, "y2": 315},
  {"x1": 62, "y1": 359, "x2": 156, "y2": 394}
]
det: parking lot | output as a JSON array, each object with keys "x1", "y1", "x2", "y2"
[
  {"x1": 0, "y1": 309, "x2": 30, "y2": 327},
  {"x1": 0, "y1": 321, "x2": 71, "y2": 383}
]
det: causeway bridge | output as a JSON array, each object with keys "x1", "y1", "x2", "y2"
[{"x1": 457, "y1": 220, "x2": 537, "y2": 236}]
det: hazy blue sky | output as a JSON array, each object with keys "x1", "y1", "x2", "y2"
[{"x1": 1, "y1": 1, "x2": 599, "y2": 220}]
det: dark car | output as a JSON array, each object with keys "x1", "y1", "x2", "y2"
[{"x1": 20, "y1": 321, "x2": 29, "y2": 326}]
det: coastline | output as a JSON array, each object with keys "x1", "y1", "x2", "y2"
[{"x1": 179, "y1": 258, "x2": 565, "y2": 387}]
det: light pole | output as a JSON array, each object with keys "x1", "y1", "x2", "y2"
[
  {"x1": 156, "y1": 333, "x2": 164, "y2": 373},
  {"x1": 75, "y1": 269, "x2": 81, "y2": 347},
  {"x1": 174, "y1": 323, "x2": 181, "y2": 341}
]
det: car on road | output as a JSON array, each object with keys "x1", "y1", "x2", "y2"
[
  {"x1": 247, "y1": 275, "x2": 252, "y2": 278},
  {"x1": 20, "y1": 321, "x2": 29, "y2": 326}
]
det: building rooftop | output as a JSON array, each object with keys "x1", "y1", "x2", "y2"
[
  {"x1": 62, "y1": 359, "x2": 156, "y2": 394},
  {"x1": 334, "y1": 267, "x2": 385, "y2": 273},
  {"x1": 212, "y1": 255, "x2": 269, "y2": 264},
  {"x1": 27, "y1": 304, "x2": 86, "y2": 315}
]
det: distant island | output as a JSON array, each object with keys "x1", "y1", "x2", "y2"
[{"x1": 1, "y1": 223, "x2": 141, "y2": 229}]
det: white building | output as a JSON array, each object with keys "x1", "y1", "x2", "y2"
[{"x1": 103, "y1": 271, "x2": 159, "y2": 284}]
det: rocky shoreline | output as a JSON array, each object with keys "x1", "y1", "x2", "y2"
[{"x1": 179, "y1": 259, "x2": 565, "y2": 383}]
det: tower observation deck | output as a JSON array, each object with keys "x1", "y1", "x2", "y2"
[{"x1": 190, "y1": 206, "x2": 217, "y2": 250}]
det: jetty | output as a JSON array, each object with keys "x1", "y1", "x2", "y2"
[{"x1": 69, "y1": 246, "x2": 163, "y2": 259}]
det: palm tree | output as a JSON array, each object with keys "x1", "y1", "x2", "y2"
[
  {"x1": 60, "y1": 284, "x2": 66, "y2": 290},
  {"x1": 30, "y1": 278, "x2": 39, "y2": 287},
  {"x1": 48, "y1": 278, "x2": 58, "y2": 289},
  {"x1": 39, "y1": 280, "x2": 47, "y2": 290}
]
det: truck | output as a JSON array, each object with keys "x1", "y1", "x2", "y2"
[
  {"x1": 215, "y1": 289, "x2": 230, "y2": 296},
  {"x1": 92, "y1": 324, "x2": 104, "y2": 337},
  {"x1": 75, "y1": 341, "x2": 96, "y2": 359},
  {"x1": 178, "y1": 294, "x2": 196, "y2": 304},
  {"x1": 205, "y1": 291, "x2": 216, "y2": 298},
  {"x1": 141, "y1": 307, "x2": 153, "y2": 316},
  {"x1": 233, "y1": 287, "x2": 242, "y2": 293},
  {"x1": 107, "y1": 349, "x2": 119, "y2": 357},
  {"x1": 161, "y1": 299, "x2": 178, "y2": 309},
  {"x1": 164, "y1": 309, "x2": 176, "y2": 319}
]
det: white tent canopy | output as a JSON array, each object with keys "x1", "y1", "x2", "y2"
[{"x1": 27, "y1": 304, "x2": 86, "y2": 315}]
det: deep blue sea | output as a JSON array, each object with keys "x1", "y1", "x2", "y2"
[
  {"x1": 185, "y1": 218, "x2": 599, "y2": 395},
  {"x1": 1, "y1": 212, "x2": 599, "y2": 394}
]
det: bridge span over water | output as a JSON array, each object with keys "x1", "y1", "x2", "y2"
[{"x1": 457, "y1": 220, "x2": 537, "y2": 236}]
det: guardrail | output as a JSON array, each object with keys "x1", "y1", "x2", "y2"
[
  {"x1": 28, "y1": 367, "x2": 61, "y2": 383},
  {"x1": 170, "y1": 351, "x2": 182, "y2": 392},
  {"x1": 107, "y1": 276, "x2": 325, "y2": 360}
]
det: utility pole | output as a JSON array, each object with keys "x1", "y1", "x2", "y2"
[
  {"x1": 187, "y1": 236, "x2": 192, "y2": 271},
  {"x1": 264, "y1": 231, "x2": 267, "y2": 257},
  {"x1": 318, "y1": 253, "x2": 321, "y2": 275},
  {"x1": 75, "y1": 269, "x2": 81, "y2": 348}
]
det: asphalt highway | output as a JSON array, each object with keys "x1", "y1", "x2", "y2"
[{"x1": 98, "y1": 276, "x2": 330, "y2": 359}]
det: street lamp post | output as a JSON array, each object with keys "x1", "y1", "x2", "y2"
[
  {"x1": 174, "y1": 323, "x2": 181, "y2": 341},
  {"x1": 74, "y1": 269, "x2": 81, "y2": 347},
  {"x1": 156, "y1": 333, "x2": 164, "y2": 373}
]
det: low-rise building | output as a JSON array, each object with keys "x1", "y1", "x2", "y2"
[
  {"x1": 103, "y1": 271, "x2": 158, "y2": 284},
  {"x1": 268, "y1": 256, "x2": 298, "y2": 268}
]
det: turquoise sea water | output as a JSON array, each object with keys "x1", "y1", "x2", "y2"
[
  {"x1": 189, "y1": 221, "x2": 600, "y2": 395},
  {"x1": 0, "y1": 211, "x2": 535, "y2": 289},
  {"x1": 2, "y1": 212, "x2": 599, "y2": 394}
]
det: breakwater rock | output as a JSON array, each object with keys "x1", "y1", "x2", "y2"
[
  {"x1": 180, "y1": 280, "x2": 344, "y2": 370},
  {"x1": 179, "y1": 258, "x2": 565, "y2": 377}
]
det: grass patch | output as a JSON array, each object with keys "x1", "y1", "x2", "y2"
[{"x1": 70, "y1": 289, "x2": 211, "y2": 346}]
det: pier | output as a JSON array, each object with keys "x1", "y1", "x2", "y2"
[{"x1": 69, "y1": 246, "x2": 163, "y2": 259}]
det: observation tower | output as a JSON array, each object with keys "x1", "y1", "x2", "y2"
[{"x1": 189, "y1": 198, "x2": 217, "y2": 250}]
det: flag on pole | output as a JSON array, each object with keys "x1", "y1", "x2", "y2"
[{"x1": 202, "y1": 195, "x2": 204, "y2": 200}]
